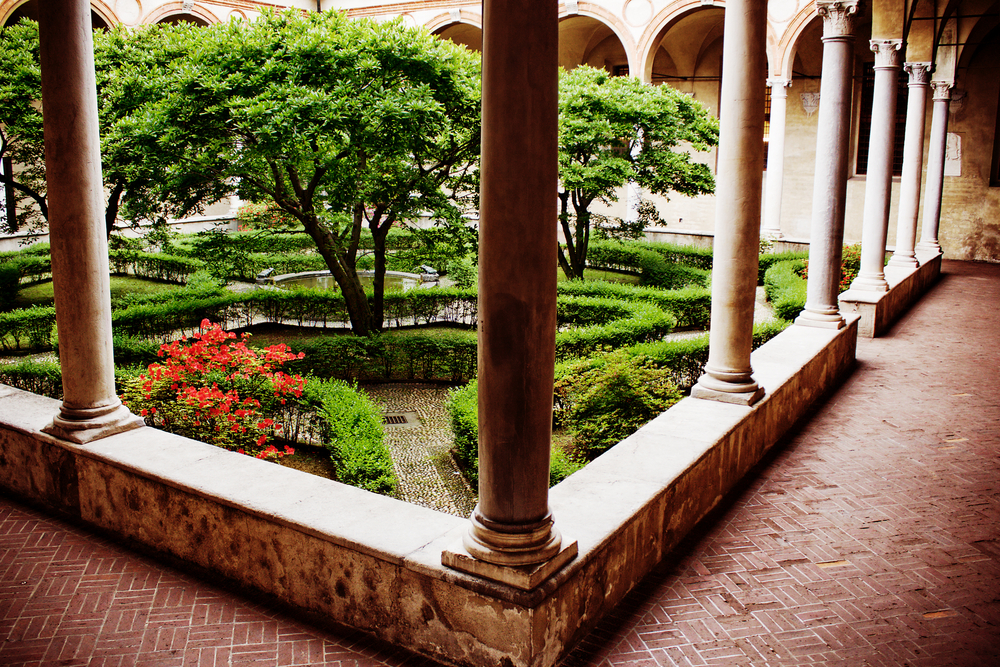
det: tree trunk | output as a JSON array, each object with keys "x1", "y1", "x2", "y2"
[
  {"x1": 370, "y1": 215, "x2": 392, "y2": 333},
  {"x1": 105, "y1": 182, "x2": 124, "y2": 238},
  {"x1": 557, "y1": 190, "x2": 581, "y2": 279},
  {"x1": 301, "y1": 213, "x2": 374, "y2": 336}
]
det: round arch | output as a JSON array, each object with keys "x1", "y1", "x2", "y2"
[
  {"x1": 637, "y1": 1, "x2": 728, "y2": 86},
  {"x1": 559, "y1": 4, "x2": 636, "y2": 75},
  {"x1": 1, "y1": 0, "x2": 118, "y2": 28},
  {"x1": 143, "y1": 2, "x2": 219, "y2": 26},
  {"x1": 427, "y1": 11, "x2": 483, "y2": 52}
]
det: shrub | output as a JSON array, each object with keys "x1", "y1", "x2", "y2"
[
  {"x1": 763, "y1": 259, "x2": 808, "y2": 321},
  {"x1": 554, "y1": 348, "x2": 683, "y2": 458},
  {"x1": 0, "y1": 357, "x2": 63, "y2": 398},
  {"x1": 120, "y1": 320, "x2": 306, "y2": 460},
  {"x1": 297, "y1": 378, "x2": 395, "y2": 496},
  {"x1": 0, "y1": 305, "x2": 57, "y2": 350},
  {"x1": 586, "y1": 240, "x2": 710, "y2": 289},
  {"x1": 446, "y1": 380, "x2": 479, "y2": 483},
  {"x1": 446, "y1": 379, "x2": 582, "y2": 487},
  {"x1": 758, "y1": 250, "x2": 810, "y2": 285}
]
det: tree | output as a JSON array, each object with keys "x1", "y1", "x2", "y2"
[
  {"x1": 557, "y1": 66, "x2": 719, "y2": 279},
  {"x1": 0, "y1": 20, "x2": 229, "y2": 237},
  {"x1": 0, "y1": 19, "x2": 46, "y2": 234},
  {"x1": 140, "y1": 10, "x2": 481, "y2": 336}
]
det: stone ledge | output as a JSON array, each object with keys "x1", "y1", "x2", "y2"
[
  {"x1": 0, "y1": 315, "x2": 858, "y2": 667},
  {"x1": 839, "y1": 250, "x2": 942, "y2": 337}
]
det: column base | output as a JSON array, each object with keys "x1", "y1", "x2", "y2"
[
  {"x1": 442, "y1": 537, "x2": 578, "y2": 591},
  {"x1": 795, "y1": 309, "x2": 846, "y2": 329},
  {"x1": 691, "y1": 384, "x2": 765, "y2": 406},
  {"x1": 887, "y1": 253, "x2": 919, "y2": 268},
  {"x1": 43, "y1": 403, "x2": 145, "y2": 444},
  {"x1": 915, "y1": 241, "x2": 941, "y2": 254},
  {"x1": 848, "y1": 274, "x2": 890, "y2": 292}
]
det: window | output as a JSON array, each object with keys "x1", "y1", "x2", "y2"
[
  {"x1": 613, "y1": 64, "x2": 629, "y2": 77},
  {"x1": 763, "y1": 84, "x2": 771, "y2": 169},
  {"x1": 856, "y1": 63, "x2": 908, "y2": 176}
]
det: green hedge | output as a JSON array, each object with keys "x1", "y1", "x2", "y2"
[
  {"x1": 286, "y1": 329, "x2": 478, "y2": 383},
  {"x1": 586, "y1": 240, "x2": 710, "y2": 289},
  {"x1": 446, "y1": 379, "x2": 582, "y2": 487},
  {"x1": 109, "y1": 249, "x2": 206, "y2": 284},
  {"x1": 0, "y1": 357, "x2": 63, "y2": 398},
  {"x1": 0, "y1": 306, "x2": 57, "y2": 351},
  {"x1": 638, "y1": 240, "x2": 715, "y2": 271},
  {"x1": 557, "y1": 281, "x2": 711, "y2": 329},
  {"x1": 764, "y1": 259, "x2": 808, "y2": 321},
  {"x1": 758, "y1": 251, "x2": 810, "y2": 286},
  {"x1": 296, "y1": 378, "x2": 396, "y2": 496}
]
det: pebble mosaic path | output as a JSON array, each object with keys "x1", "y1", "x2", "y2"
[
  {"x1": 0, "y1": 260, "x2": 997, "y2": 666},
  {"x1": 362, "y1": 383, "x2": 476, "y2": 518}
]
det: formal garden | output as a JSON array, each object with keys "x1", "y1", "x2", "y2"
[
  {"x1": 0, "y1": 225, "x2": 848, "y2": 513},
  {"x1": 0, "y1": 9, "x2": 864, "y2": 515}
]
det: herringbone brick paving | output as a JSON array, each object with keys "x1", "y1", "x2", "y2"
[{"x1": 1, "y1": 260, "x2": 998, "y2": 666}]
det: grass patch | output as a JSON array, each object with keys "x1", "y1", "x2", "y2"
[{"x1": 14, "y1": 277, "x2": 185, "y2": 309}]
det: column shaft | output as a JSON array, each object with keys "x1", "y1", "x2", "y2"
[
  {"x1": 851, "y1": 39, "x2": 902, "y2": 292},
  {"x1": 691, "y1": 0, "x2": 767, "y2": 406},
  {"x1": 916, "y1": 82, "x2": 952, "y2": 254},
  {"x1": 796, "y1": 0, "x2": 858, "y2": 329},
  {"x1": 888, "y1": 63, "x2": 931, "y2": 268},
  {"x1": 458, "y1": 0, "x2": 571, "y2": 573},
  {"x1": 762, "y1": 78, "x2": 791, "y2": 238},
  {"x1": 38, "y1": 0, "x2": 142, "y2": 443}
]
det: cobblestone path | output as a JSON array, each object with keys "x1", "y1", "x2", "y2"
[{"x1": 362, "y1": 383, "x2": 476, "y2": 518}]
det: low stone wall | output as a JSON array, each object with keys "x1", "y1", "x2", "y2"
[
  {"x1": 839, "y1": 250, "x2": 942, "y2": 337},
  {"x1": 0, "y1": 316, "x2": 858, "y2": 667}
]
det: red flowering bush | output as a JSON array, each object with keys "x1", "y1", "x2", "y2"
[
  {"x1": 798, "y1": 244, "x2": 862, "y2": 293},
  {"x1": 121, "y1": 319, "x2": 306, "y2": 460}
]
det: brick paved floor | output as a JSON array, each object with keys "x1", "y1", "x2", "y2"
[{"x1": 1, "y1": 260, "x2": 998, "y2": 666}]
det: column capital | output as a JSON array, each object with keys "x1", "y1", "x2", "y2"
[
  {"x1": 870, "y1": 39, "x2": 903, "y2": 68},
  {"x1": 904, "y1": 62, "x2": 933, "y2": 86},
  {"x1": 816, "y1": 0, "x2": 859, "y2": 39},
  {"x1": 931, "y1": 80, "x2": 953, "y2": 100},
  {"x1": 767, "y1": 77, "x2": 792, "y2": 97}
]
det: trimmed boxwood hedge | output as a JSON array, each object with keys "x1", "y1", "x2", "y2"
[
  {"x1": 586, "y1": 240, "x2": 710, "y2": 289},
  {"x1": 758, "y1": 250, "x2": 810, "y2": 285},
  {"x1": 763, "y1": 259, "x2": 808, "y2": 321},
  {"x1": 0, "y1": 306, "x2": 56, "y2": 350}
]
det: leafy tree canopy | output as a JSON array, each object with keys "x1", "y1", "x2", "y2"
[
  {"x1": 557, "y1": 66, "x2": 719, "y2": 279},
  {"x1": 0, "y1": 19, "x2": 229, "y2": 236},
  {"x1": 139, "y1": 10, "x2": 481, "y2": 336}
]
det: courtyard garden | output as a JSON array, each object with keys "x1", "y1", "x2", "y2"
[
  {"x1": 0, "y1": 226, "x2": 817, "y2": 514},
  {"x1": 0, "y1": 9, "x2": 830, "y2": 515}
]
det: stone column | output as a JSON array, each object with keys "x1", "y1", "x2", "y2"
[
  {"x1": 38, "y1": 0, "x2": 143, "y2": 444},
  {"x1": 916, "y1": 81, "x2": 952, "y2": 254},
  {"x1": 888, "y1": 62, "x2": 931, "y2": 268},
  {"x1": 850, "y1": 39, "x2": 902, "y2": 292},
  {"x1": 762, "y1": 77, "x2": 791, "y2": 239},
  {"x1": 442, "y1": 0, "x2": 576, "y2": 590},
  {"x1": 691, "y1": 0, "x2": 767, "y2": 406},
  {"x1": 795, "y1": 0, "x2": 858, "y2": 329}
]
